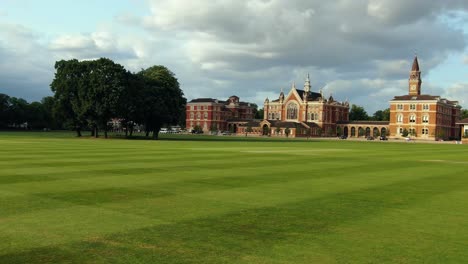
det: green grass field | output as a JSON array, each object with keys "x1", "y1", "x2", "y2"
[{"x1": 1, "y1": 132, "x2": 468, "y2": 263}]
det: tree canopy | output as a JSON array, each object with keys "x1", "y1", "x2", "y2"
[
  {"x1": 48, "y1": 58, "x2": 186, "y2": 139},
  {"x1": 349, "y1": 104, "x2": 369, "y2": 121}
]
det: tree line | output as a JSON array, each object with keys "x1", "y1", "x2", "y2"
[
  {"x1": 0, "y1": 94, "x2": 58, "y2": 130},
  {"x1": 1, "y1": 58, "x2": 186, "y2": 139}
]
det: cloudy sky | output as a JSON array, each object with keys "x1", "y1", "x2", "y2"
[{"x1": 0, "y1": 0, "x2": 467, "y2": 113}]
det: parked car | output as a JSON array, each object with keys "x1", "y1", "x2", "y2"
[
  {"x1": 379, "y1": 136, "x2": 388, "y2": 141},
  {"x1": 221, "y1": 131, "x2": 231, "y2": 135},
  {"x1": 159, "y1": 128, "x2": 169, "y2": 134},
  {"x1": 339, "y1": 135, "x2": 347, "y2": 139},
  {"x1": 366, "y1": 136, "x2": 374, "y2": 140}
]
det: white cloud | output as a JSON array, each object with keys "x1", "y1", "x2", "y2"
[{"x1": 1, "y1": 1, "x2": 467, "y2": 113}]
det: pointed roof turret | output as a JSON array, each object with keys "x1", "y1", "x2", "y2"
[
  {"x1": 411, "y1": 56, "x2": 420, "y2": 71},
  {"x1": 304, "y1": 73, "x2": 311, "y2": 93}
]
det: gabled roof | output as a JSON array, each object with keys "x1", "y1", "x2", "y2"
[{"x1": 296, "y1": 89, "x2": 322, "y2": 101}]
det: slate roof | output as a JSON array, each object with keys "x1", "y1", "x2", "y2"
[
  {"x1": 189, "y1": 98, "x2": 224, "y2": 103},
  {"x1": 456, "y1": 118, "x2": 468, "y2": 124},
  {"x1": 296, "y1": 89, "x2": 322, "y2": 101},
  {"x1": 391, "y1": 95, "x2": 439, "y2": 101}
]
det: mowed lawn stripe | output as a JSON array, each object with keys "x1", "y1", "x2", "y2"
[
  {"x1": 1, "y1": 156, "x2": 464, "y2": 256},
  {"x1": 1, "y1": 166, "x2": 466, "y2": 263},
  {"x1": 1, "y1": 132, "x2": 468, "y2": 263}
]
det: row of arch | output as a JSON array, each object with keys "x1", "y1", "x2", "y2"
[{"x1": 340, "y1": 126, "x2": 388, "y2": 137}]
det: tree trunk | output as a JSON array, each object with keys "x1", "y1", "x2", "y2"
[
  {"x1": 94, "y1": 126, "x2": 99, "y2": 138},
  {"x1": 125, "y1": 123, "x2": 129, "y2": 137},
  {"x1": 104, "y1": 129, "x2": 108, "y2": 139},
  {"x1": 152, "y1": 130, "x2": 159, "y2": 140},
  {"x1": 76, "y1": 127, "x2": 82, "y2": 137},
  {"x1": 129, "y1": 124, "x2": 134, "y2": 137}
]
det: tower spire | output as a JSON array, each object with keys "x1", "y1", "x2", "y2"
[
  {"x1": 411, "y1": 55, "x2": 420, "y2": 71},
  {"x1": 409, "y1": 55, "x2": 422, "y2": 96}
]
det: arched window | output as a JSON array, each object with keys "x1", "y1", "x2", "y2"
[
  {"x1": 409, "y1": 115, "x2": 416, "y2": 123},
  {"x1": 422, "y1": 115, "x2": 429, "y2": 123},
  {"x1": 287, "y1": 103, "x2": 298, "y2": 120},
  {"x1": 397, "y1": 114, "x2": 403, "y2": 123}
]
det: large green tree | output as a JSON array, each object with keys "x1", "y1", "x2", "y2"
[
  {"x1": 0, "y1": 93, "x2": 11, "y2": 128},
  {"x1": 372, "y1": 108, "x2": 390, "y2": 121},
  {"x1": 349, "y1": 104, "x2": 369, "y2": 121},
  {"x1": 51, "y1": 59, "x2": 87, "y2": 136},
  {"x1": 83, "y1": 58, "x2": 130, "y2": 138},
  {"x1": 461, "y1": 109, "x2": 468, "y2": 120},
  {"x1": 138, "y1": 66, "x2": 186, "y2": 139}
]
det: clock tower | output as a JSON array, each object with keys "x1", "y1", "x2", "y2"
[{"x1": 409, "y1": 56, "x2": 422, "y2": 96}]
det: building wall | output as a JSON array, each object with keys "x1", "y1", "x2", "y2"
[
  {"x1": 186, "y1": 99, "x2": 255, "y2": 132},
  {"x1": 389, "y1": 100, "x2": 460, "y2": 139}
]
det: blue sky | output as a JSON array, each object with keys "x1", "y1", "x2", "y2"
[{"x1": 0, "y1": 0, "x2": 467, "y2": 112}]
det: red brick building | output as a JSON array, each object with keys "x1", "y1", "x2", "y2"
[
  {"x1": 238, "y1": 75, "x2": 349, "y2": 137},
  {"x1": 186, "y1": 96, "x2": 255, "y2": 133},
  {"x1": 389, "y1": 56, "x2": 461, "y2": 140}
]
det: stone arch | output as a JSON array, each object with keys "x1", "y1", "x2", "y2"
[
  {"x1": 381, "y1": 127, "x2": 387, "y2": 136},
  {"x1": 373, "y1": 127, "x2": 379, "y2": 137},
  {"x1": 351, "y1": 127, "x2": 356, "y2": 137},
  {"x1": 358, "y1": 127, "x2": 364, "y2": 137},
  {"x1": 365, "y1": 127, "x2": 371, "y2": 137},
  {"x1": 344, "y1": 127, "x2": 349, "y2": 137}
]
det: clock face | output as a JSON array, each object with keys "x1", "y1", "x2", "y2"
[{"x1": 410, "y1": 84, "x2": 416, "y2": 90}]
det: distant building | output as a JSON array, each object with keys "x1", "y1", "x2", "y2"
[
  {"x1": 186, "y1": 96, "x2": 255, "y2": 133},
  {"x1": 239, "y1": 75, "x2": 349, "y2": 137},
  {"x1": 389, "y1": 56, "x2": 461, "y2": 140},
  {"x1": 186, "y1": 56, "x2": 462, "y2": 140}
]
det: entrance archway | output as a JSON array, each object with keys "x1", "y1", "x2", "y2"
[
  {"x1": 262, "y1": 124, "x2": 269, "y2": 135},
  {"x1": 344, "y1": 127, "x2": 349, "y2": 137},
  {"x1": 351, "y1": 127, "x2": 356, "y2": 137}
]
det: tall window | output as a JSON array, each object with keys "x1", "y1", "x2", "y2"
[
  {"x1": 409, "y1": 115, "x2": 416, "y2": 123},
  {"x1": 397, "y1": 114, "x2": 403, "y2": 123},
  {"x1": 397, "y1": 104, "x2": 403, "y2": 110},
  {"x1": 410, "y1": 104, "x2": 416, "y2": 110},
  {"x1": 287, "y1": 103, "x2": 298, "y2": 120},
  {"x1": 422, "y1": 115, "x2": 429, "y2": 123},
  {"x1": 423, "y1": 104, "x2": 429, "y2": 110}
]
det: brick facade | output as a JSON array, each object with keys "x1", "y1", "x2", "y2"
[
  {"x1": 389, "y1": 57, "x2": 461, "y2": 140},
  {"x1": 186, "y1": 96, "x2": 255, "y2": 133}
]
